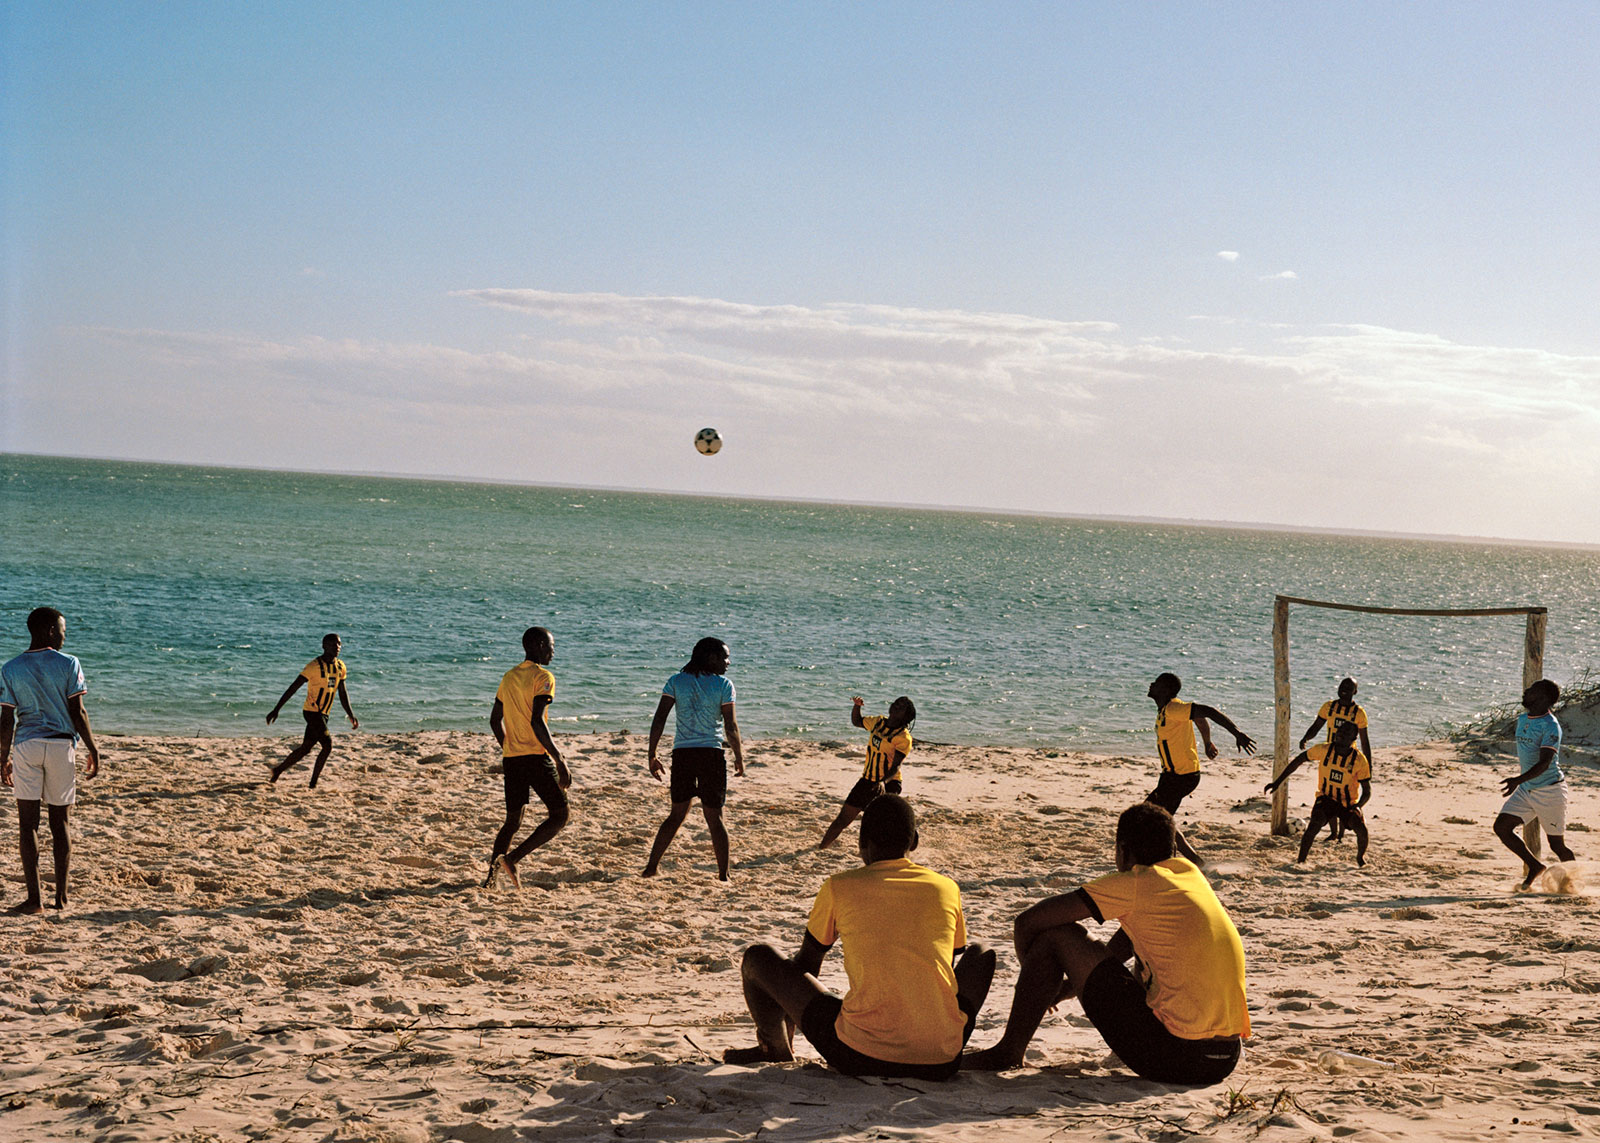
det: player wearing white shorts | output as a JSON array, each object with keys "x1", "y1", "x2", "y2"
[
  {"x1": 1493, "y1": 679, "x2": 1575, "y2": 890},
  {"x1": 0, "y1": 607, "x2": 103, "y2": 914}
]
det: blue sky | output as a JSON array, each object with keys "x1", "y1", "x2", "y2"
[{"x1": 5, "y1": 2, "x2": 1599, "y2": 543}]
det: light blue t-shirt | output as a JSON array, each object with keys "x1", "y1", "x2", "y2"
[
  {"x1": 1515, "y1": 712, "x2": 1563, "y2": 790},
  {"x1": 0, "y1": 649, "x2": 88, "y2": 746},
  {"x1": 663, "y1": 671, "x2": 736, "y2": 749}
]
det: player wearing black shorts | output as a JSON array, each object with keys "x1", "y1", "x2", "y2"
[
  {"x1": 819, "y1": 695, "x2": 915, "y2": 849},
  {"x1": 485, "y1": 627, "x2": 570, "y2": 889},
  {"x1": 267, "y1": 634, "x2": 358, "y2": 788},
  {"x1": 966, "y1": 803, "x2": 1248, "y2": 1084},
  {"x1": 1145, "y1": 673, "x2": 1255, "y2": 863},
  {"x1": 1265, "y1": 719, "x2": 1371, "y2": 866}
]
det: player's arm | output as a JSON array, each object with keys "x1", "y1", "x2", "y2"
[
  {"x1": 723, "y1": 702, "x2": 744, "y2": 776},
  {"x1": 1298, "y1": 716, "x2": 1326, "y2": 750},
  {"x1": 489, "y1": 699, "x2": 506, "y2": 748},
  {"x1": 1356, "y1": 778, "x2": 1372, "y2": 808},
  {"x1": 1501, "y1": 746, "x2": 1556, "y2": 796},
  {"x1": 67, "y1": 693, "x2": 101, "y2": 778},
  {"x1": 1194, "y1": 715, "x2": 1218, "y2": 760},
  {"x1": 647, "y1": 695, "x2": 674, "y2": 778},
  {"x1": 529, "y1": 694, "x2": 567, "y2": 786},
  {"x1": 1359, "y1": 727, "x2": 1373, "y2": 762},
  {"x1": 849, "y1": 697, "x2": 866, "y2": 728},
  {"x1": 337, "y1": 680, "x2": 358, "y2": 729},
  {"x1": 793, "y1": 931, "x2": 829, "y2": 977},
  {"x1": 1265, "y1": 750, "x2": 1309, "y2": 793},
  {"x1": 0, "y1": 706, "x2": 14, "y2": 787},
  {"x1": 267, "y1": 676, "x2": 306, "y2": 724},
  {"x1": 1104, "y1": 925, "x2": 1134, "y2": 963},
  {"x1": 1193, "y1": 704, "x2": 1256, "y2": 755},
  {"x1": 1013, "y1": 890, "x2": 1095, "y2": 961}
]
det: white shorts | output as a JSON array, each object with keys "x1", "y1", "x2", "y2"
[
  {"x1": 1500, "y1": 781, "x2": 1568, "y2": 836},
  {"x1": 10, "y1": 739, "x2": 77, "y2": 806}
]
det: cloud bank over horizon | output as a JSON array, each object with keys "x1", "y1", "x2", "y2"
[{"x1": 19, "y1": 288, "x2": 1600, "y2": 544}]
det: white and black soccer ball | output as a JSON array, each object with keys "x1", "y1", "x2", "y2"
[{"x1": 694, "y1": 427, "x2": 723, "y2": 455}]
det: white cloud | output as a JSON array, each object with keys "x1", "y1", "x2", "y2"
[
  {"x1": 1260, "y1": 270, "x2": 1298, "y2": 280},
  {"x1": 1216, "y1": 250, "x2": 1240, "y2": 262}
]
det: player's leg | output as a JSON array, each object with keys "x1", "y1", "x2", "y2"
[
  {"x1": 964, "y1": 923, "x2": 1118, "y2": 1070},
  {"x1": 1548, "y1": 834, "x2": 1576, "y2": 863},
  {"x1": 954, "y1": 942, "x2": 997, "y2": 1023},
  {"x1": 10, "y1": 799, "x2": 43, "y2": 914},
  {"x1": 1494, "y1": 812, "x2": 1544, "y2": 886},
  {"x1": 1297, "y1": 802, "x2": 1333, "y2": 863},
  {"x1": 506, "y1": 760, "x2": 570, "y2": 866},
  {"x1": 702, "y1": 804, "x2": 731, "y2": 880},
  {"x1": 643, "y1": 801, "x2": 691, "y2": 876},
  {"x1": 307, "y1": 725, "x2": 335, "y2": 788},
  {"x1": 1347, "y1": 808, "x2": 1369, "y2": 867},
  {"x1": 818, "y1": 804, "x2": 861, "y2": 849},
  {"x1": 272, "y1": 714, "x2": 322, "y2": 781},
  {"x1": 46, "y1": 804, "x2": 70, "y2": 908},
  {"x1": 723, "y1": 943, "x2": 828, "y2": 1063}
]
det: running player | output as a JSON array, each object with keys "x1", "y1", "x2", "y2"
[
  {"x1": 484, "y1": 627, "x2": 569, "y2": 889},
  {"x1": 0, "y1": 607, "x2": 104, "y2": 913},
  {"x1": 266, "y1": 633, "x2": 358, "y2": 788},
  {"x1": 643, "y1": 638, "x2": 744, "y2": 880},
  {"x1": 1264, "y1": 719, "x2": 1371, "y2": 865},
  {"x1": 1297, "y1": 678, "x2": 1372, "y2": 843},
  {"x1": 1146, "y1": 673, "x2": 1255, "y2": 864},
  {"x1": 818, "y1": 695, "x2": 915, "y2": 849},
  {"x1": 1493, "y1": 679, "x2": 1576, "y2": 890}
]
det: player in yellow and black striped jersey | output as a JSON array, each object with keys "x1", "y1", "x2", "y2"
[
  {"x1": 1146, "y1": 673, "x2": 1256, "y2": 865},
  {"x1": 1297, "y1": 678, "x2": 1373, "y2": 843},
  {"x1": 1265, "y1": 720, "x2": 1371, "y2": 865},
  {"x1": 818, "y1": 696, "x2": 916, "y2": 849},
  {"x1": 266, "y1": 633, "x2": 358, "y2": 789}
]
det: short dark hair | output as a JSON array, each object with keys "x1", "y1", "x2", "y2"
[
  {"x1": 322, "y1": 632, "x2": 340, "y2": 646},
  {"x1": 1153, "y1": 672, "x2": 1181, "y2": 695},
  {"x1": 26, "y1": 607, "x2": 63, "y2": 642},
  {"x1": 1119, "y1": 803, "x2": 1177, "y2": 866},
  {"x1": 860, "y1": 794, "x2": 917, "y2": 856},
  {"x1": 522, "y1": 626, "x2": 552, "y2": 657},
  {"x1": 1530, "y1": 678, "x2": 1561, "y2": 706},
  {"x1": 892, "y1": 696, "x2": 917, "y2": 724},
  {"x1": 683, "y1": 637, "x2": 729, "y2": 676},
  {"x1": 1333, "y1": 719, "x2": 1360, "y2": 741},
  {"x1": 1338, "y1": 677, "x2": 1357, "y2": 697}
]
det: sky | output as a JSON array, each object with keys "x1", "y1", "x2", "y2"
[{"x1": 4, "y1": 2, "x2": 1600, "y2": 544}]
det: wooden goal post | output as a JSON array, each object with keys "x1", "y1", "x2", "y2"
[{"x1": 1269, "y1": 596, "x2": 1547, "y2": 851}]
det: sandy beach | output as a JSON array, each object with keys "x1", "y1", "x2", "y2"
[{"x1": 0, "y1": 726, "x2": 1594, "y2": 1142}]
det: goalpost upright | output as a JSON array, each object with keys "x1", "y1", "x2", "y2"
[{"x1": 1269, "y1": 596, "x2": 1547, "y2": 837}]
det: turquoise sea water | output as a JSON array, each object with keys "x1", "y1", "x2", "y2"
[{"x1": 4, "y1": 453, "x2": 1598, "y2": 751}]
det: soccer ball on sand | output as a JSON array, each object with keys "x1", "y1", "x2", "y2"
[{"x1": 694, "y1": 427, "x2": 723, "y2": 455}]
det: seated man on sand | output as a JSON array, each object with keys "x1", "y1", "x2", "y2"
[
  {"x1": 966, "y1": 803, "x2": 1248, "y2": 1085},
  {"x1": 724, "y1": 795, "x2": 995, "y2": 1080}
]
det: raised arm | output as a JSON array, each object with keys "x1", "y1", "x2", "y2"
[
  {"x1": 67, "y1": 693, "x2": 100, "y2": 778},
  {"x1": 723, "y1": 702, "x2": 744, "y2": 776},
  {"x1": 647, "y1": 695, "x2": 675, "y2": 779},
  {"x1": 1193, "y1": 704, "x2": 1256, "y2": 755},
  {"x1": 1265, "y1": 750, "x2": 1309, "y2": 793},
  {"x1": 849, "y1": 696, "x2": 866, "y2": 728},
  {"x1": 267, "y1": 675, "x2": 306, "y2": 724}
]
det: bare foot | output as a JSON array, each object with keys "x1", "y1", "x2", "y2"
[
  {"x1": 1519, "y1": 862, "x2": 1546, "y2": 891},
  {"x1": 962, "y1": 1044, "x2": 1026, "y2": 1071},
  {"x1": 641, "y1": 866, "x2": 658, "y2": 878},
  {"x1": 722, "y1": 1045, "x2": 791, "y2": 1065},
  {"x1": 8, "y1": 899, "x2": 42, "y2": 916},
  {"x1": 495, "y1": 855, "x2": 520, "y2": 890}
]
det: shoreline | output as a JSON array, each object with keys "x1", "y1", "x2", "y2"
[{"x1": 0, "y1": 730, "x2": 1593, "y2": 1141}]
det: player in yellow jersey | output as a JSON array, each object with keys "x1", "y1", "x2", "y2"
[
  {"x1": 266, "y1": 633, "x2": 358, "y2": 788},
  {"x1": 818, "y1": 695, "x2": 916, "y2": 849},
  {"x1": 1297, "y1": 678, "x2": 1372, "y2": 844},
  {"x1": 1264, "y1": 719, "x2": 1371, "y2": 865},
  {"x1": 484, "y1": 626, "x2": 569, "y2": 890},
  {"x1": 1146, "y1": 673, "x2": 1256, "y2": 864}
]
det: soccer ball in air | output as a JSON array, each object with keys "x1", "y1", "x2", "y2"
[{"x1": 694, "y1": 427, "x2": 723, "y2": 455}]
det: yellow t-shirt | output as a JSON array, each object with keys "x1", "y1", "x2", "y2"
[
  {"x1": 807, "y1": 858, "x2": 968, "y2": 1065},
  {"x1": 1082, "y1": 858, "x2": 1249, "y2": 1041},
  {"x1": 1309, "y1": 743, "x2": 1367, "y2": 806},
  {"x1": 861, "y1": 715, "x2": 913, "y2": 783},
  {"x1": 496, "y1": 661, "x2": 555, "y2": 757},
  {"x1": 1155, "y1": 700, "x2": 1199, "y2": 775},
  {"x1": 1317, "y1": 700, "x2": 1368, "y2": 745},
  {"x1": 300, "y1": 657, "x2": 347, "y2": 715}
]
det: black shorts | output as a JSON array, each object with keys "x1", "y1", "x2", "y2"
[
  {"x1": 799, "y1": 993, "x2": 975, "y2": 1081},
  {"x1": 301, "y1": 710, "x2": 331, "y2": 741},
  {"x1": 1313, "y1": 796, "x2": 1363, "y2": 826},
  {"x1": 1078, "y1": 959, "x2": 1241, "y2": 1085},
  {"x1": 669, "y1": 747, "x2": 728, "y2": 809},
  {"x1": 843, "y1": 777, "x2": 903, "y2": 810},
  {"x1": 503, "y1": 754, "x2": 568, "y2": 816},
  {"x1": 1148, "y1": 769, "x2": 1201, "y2": 814}
]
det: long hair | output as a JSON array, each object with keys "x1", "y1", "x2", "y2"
[{"x1": 683, "y1": 637, "x2": 728, "y2": 676}]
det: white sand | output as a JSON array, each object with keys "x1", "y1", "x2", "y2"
[{"x1": 0, "y1": 729, "x2": 1595, "y2": 1142}]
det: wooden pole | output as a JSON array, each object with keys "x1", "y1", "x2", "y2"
[
  {"x1": 1271, "y1": 596, "x2": 1292, "y2": 835},
  {"x1": 1521, "y1": 611, "x2": 1549, "y2": 866}
]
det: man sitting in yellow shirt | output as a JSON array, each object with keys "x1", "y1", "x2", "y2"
[
  {"x1": 723, "y1": 795, "x2": 995, "y2": 1080},
  {"x1": 966, "y1": 802, "x2": 1249, "y2": 1085}
]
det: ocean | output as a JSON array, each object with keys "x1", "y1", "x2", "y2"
[{"x1": 3, "y1": 453, "x2": 1598, "y2": 752}]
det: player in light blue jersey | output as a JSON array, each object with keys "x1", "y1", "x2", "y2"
[{"x1": 1493, "y1": 679, "x2": 1576, "y2": 889}]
